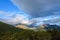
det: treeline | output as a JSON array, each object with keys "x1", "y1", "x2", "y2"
[{"x1": 0, "y1": 29, "x2": 60, "y2": 40}]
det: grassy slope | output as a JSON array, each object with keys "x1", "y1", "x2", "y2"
[
  {"x1": 0, "y1": 22, "x2": 25, "y2": 32},
  {"x1": 0, "y1": 22, "x2": 60, "y2": 40},
  {"x1": 0, "y1": 22, "x2": 35, "y2": 40}
]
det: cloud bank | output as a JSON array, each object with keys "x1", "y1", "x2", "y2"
[
  {"x1": 0, "y1": 11, "x2": 32, "y2": 25},
  {"x1": 0, "y1": 11, "x2": 60, "y2": 26},
  {"x1": 1, "y1": 0, "x2": 60, "y2": 27},
  {"x1": 11, "y1": 0, "x2": 60, "y2": 18}
]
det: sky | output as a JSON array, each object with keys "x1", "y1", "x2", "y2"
[{"x1": 0, "y1": 0, "x2": 60, "y2": 26}]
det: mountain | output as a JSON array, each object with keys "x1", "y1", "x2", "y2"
[
  {"x1": 0, "y1": 22, "x2": 60, "y2": 40},
  {"x1": 15, "y1": 23, "x2": 60, "y2": 31},
  {"x1": 0, "y1": 22, "x2": 35, "y2": 40},
  {"x1": 0, "y1": 21, "x2": 60, "y2": 31},
  {"x1": 36, "y1": 24, "x2": 60, "y2": 31},
  {"x1": 0, "y1": 22, "x2": 24, "y2": 32},
  {"x1": 16, "y1": 24, "x2": 29, "y2": 29},
  {"x1": 45, "y1": 24, "x2": 60, "y2": 30},
  {"x1": 16, "y1": 24, "x2": 36, "y2": 30},
  {"x1": 38, "y1": 24, "x2": 60, "y2": 30}
]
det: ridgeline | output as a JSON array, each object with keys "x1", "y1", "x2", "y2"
[{"x1": 0, "y1": 22, "x2": 60, "y2": 40}]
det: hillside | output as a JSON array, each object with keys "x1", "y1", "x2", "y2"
[
  {"x1": 0, "y1": 22, "x2": 24, "y2": 32},
  {"x1": 0, "y1": 22, "x2": 60, "y2": 40}
]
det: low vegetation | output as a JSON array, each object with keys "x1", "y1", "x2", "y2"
[{"x1": 0, "y1": 22, "x2": 60, "y2": 40}]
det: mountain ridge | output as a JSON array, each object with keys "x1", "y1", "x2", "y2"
[{"x1": 0, "y1": 22, "x2": 60, "y2": 31}]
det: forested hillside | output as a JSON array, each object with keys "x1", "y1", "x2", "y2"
[{"x1": 0, "y1": 22, "x2": 60, "y2": 40}]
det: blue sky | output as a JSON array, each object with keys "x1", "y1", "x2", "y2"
[
  {"x1": 0, "y1": 0, "x2": 19, "y2": 12},
  {"x1": 0, "y1": 0, "x2": 30, "y2": 25},
  {"x1": 0, "y1": 0, "x2": 60, "y2": 26},
  {"x1": 0, "y1": 0, "x2": 19, "y2": 18}
]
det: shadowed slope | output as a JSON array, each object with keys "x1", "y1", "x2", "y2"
[{"x1": 0, "y1": 22, "x2": 24, "y2": 32}]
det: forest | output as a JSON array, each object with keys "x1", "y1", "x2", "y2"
[{"x1": 0, "y1": 22, "x2": 60, "y2": 40}]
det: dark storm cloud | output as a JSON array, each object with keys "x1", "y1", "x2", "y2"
[{"x1": 11, "y1": 0, "x2": 60, "y2": 18}]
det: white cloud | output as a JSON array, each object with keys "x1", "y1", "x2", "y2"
[
  {"x1": 9, "y1": 14, "x2": 30, "y2": 24},
  {"x1": 0, "y1": 11, "x2": 31, "y2": 25},
  {"x1": 0, "y1": 11, "x2": 14, "y2": 17},
  {"x1": 0, "y1": 11, "x2": 60, "y2": 26},
  {"x1": 28, "y1": 15, "x2": 60, "y2": 26}
]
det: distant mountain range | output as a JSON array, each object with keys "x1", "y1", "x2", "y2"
[
  {"x1": 0, "y1": 22, "x2": 60, "y2": 31},
  {"x1": 0, "y1": 22, "x2": 60, "y2": 40},
  {"x1": 16, "y1": 23, "x2": 60, "y2": 31},
  {"x1": 44, "y1": 24, "x2": 60, "y2": 30}
]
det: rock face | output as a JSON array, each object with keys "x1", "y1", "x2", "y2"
[
  {"x1": 36, "y1": 24, "x2": 60, "y2": 31},
  {"x1": 16, "y1": 23, "x2": 60, "y2": 31},
  {"x1": 39, "y1": 24, "x2": 47, "y2": 28},
  {"x1": 16, "y1": 24, "x2": 36, "y2": 30},
  {"x1": 16, "y1": 24, "x2": 29, "y2": 29},
  {"x1": 36, "y1": 24, "x2": 47, "y2": 31}
]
